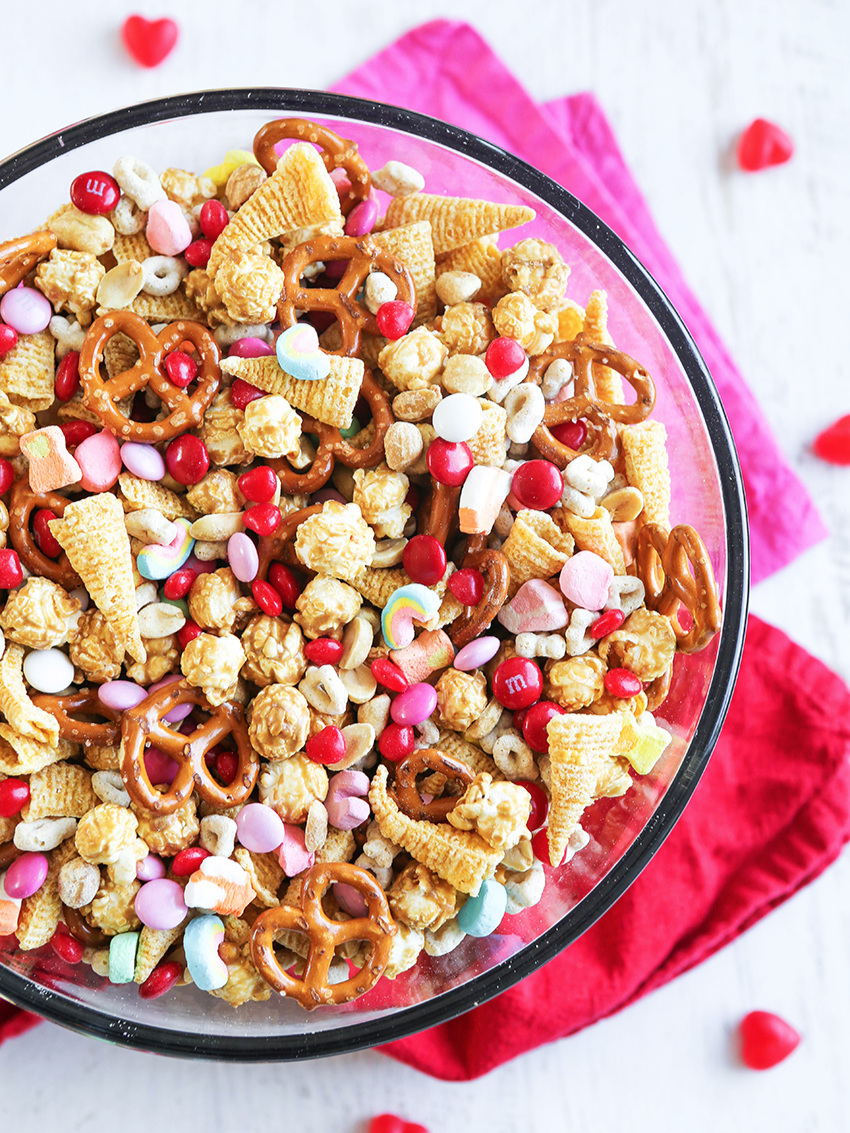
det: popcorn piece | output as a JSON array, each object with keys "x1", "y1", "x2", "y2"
[
  {"x1": 621, "y1": 421, "x2": 671, "y2": 528},
  {"x1": 387, "y1": 862, "x2": 457, "y2": 931},
  {"x1": 545, "y1": 654, "x2": 607, "y2": 711},
  {"x1": 378, "y1": 326, "x2": 447, "y2": 392},
  {"x1": 221, "y1": 353, "x2": 364, "y2": 429},
  {"x1": 49, "y1": 493, "x2": 145, "y2": 662},
  {"x1": 294, "y1": 501, "x2": 375, "y2": 583},
  {"x1": 295, "y1": 576, "x2": 363, "y2": 640},
  {"x1": 0, "y1": 577, "x2": 80, "y2": 649},
  {"x1": 185, "y1": 856, "x2": 254, "y2": 916},
  {"x1": 241, "y1": 616, "x2": 307, "y2": 687},
  {"x1": 447, "y1": 773, "x2": 531, "y2": 851},
  {"x1": 125, "y1": 634, "x2": 180, "y2": 686},
  {"x1": 440, "y1": 302, "x2": 496, "y2": 356},
  {"x1": 369, "y1": 765, "x2": 503, "y2": 895},
  {"x1": 546, "y1": 713, "x2": 622, "y2": 866},
  {"x1": 0, "y1": 329, "x2": 55, "y2": 411},
  {"x1": 211, "y1": 941, "x2": 273, "y2": 1006},
  {"x1": 259, "y1": 753, "x2": 328, "y2": 823},
  {"x1": 208, "y1": 142, "x2": 342, "y2": 275},
  {"x1": 237, "y1": 394, "x2": 301, "y2": 459},
  {"x1": 383, "y1": 922, "x2": 425, "y2": 981},
  {"x1": 181, "y1": 632, "x2": 245, "y2": 706},
  {"x1": 186, "y1": 468, "x2": 243, "y2": 515},
  {"x1": 160, "y1": 167, "x2": 217, "y2": 208},
  {"x1": 214, "y1": 250, "x2": 285, "y2": 324},
  {"x1": 0, "y1": 645, "x2": 60, "y2": 748},
  {"x1": 22, "y1": 763, "x2": 98, "y2": 821},
  {"x1": 0, "y1": 391, "x2": 36, "y2": 457},
  {"x1": 248, "y1": 684, "x2": 311, "y2": 760},
  {"x1": 597, "y1": 607, "x2": 676, "y2": 682},
  {"x1": 199, "y1": 389, "x2": 252, "y2": 467},
  {"x1": 75, "y1": 803, "x2": 138, "y2": 865},
  {"x1": 134, "y1": 797, "x2": 199, "y2": 856},
  {"x1": 86, "y1": 877, "x2": 141, "y2": 936},
  {"x1": 435, "y1": 667, "x2": 488, "y2": 733},
  {"x1": 493, "y1": 291, "x2": 537, "y2": 348},
  {"x1": 384, "y1": 194, "x2": 535, "y2": 256},
  {"x1": 35, "y1": 248, "x2": 104, "y2": 323},
  {"x1": 189, "y1": 567, "x2": 256, "y2": 635},
  {"x1": 501, "y1": 238, "x2": 570, "y2": 311},
  {"x1": 352, "y1": 463, "x2": 411, "y2": 539}
]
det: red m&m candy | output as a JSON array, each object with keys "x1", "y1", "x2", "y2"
[
  {"x1": 70, "y1": 171, "x2": 120, "y2": 215},
  {"x1": 492, "y1": 657, "x2": 543, "y2": 710},
  {"x1": 427, "y1": 439, "x2": 473, "y2": 486},
  {"x1": 376, "y1": 301, "x2": 415, "y2": 340},
  {"x1": 520, "y1": 701, "x2": 565, "y2": 753},
  {"x1": 485, "y1": 336, "x2": 526, "y2": 379},
  {"x1": 402, "y1": 535, "x2": 447, "y2": 587},
  {"x1": 510, "y1": 460, "x2": 563, "y2": 510}
]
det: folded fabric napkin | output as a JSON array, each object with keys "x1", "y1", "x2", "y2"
[{"x1": 2, "y1": 20, "x2": 846, "y2": 1071}]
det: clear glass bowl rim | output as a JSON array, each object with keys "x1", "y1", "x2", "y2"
[{"x1": 0, "y1": 87, "x2": 749, "y2": 1061}]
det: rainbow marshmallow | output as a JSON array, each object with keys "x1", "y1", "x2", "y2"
[
  {"x1": 136, "y1": 517, "x2": 195, "y2": 581},
  {"x1": 275, "y1": 323, "x2": 332, "y2": 382},
  {"x1": 183, "y1": 914, "x2": 228, "y2": 991},
  {"x1": 381, "y1": 583, "x2": 442, "y2": 649}
]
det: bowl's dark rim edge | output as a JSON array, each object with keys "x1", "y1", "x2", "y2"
[{"x1": 0, "y1": 88, "x2": 749, "y2": 1061}]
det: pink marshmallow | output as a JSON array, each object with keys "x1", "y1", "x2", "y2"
[
  {"x1": 498, "y1": 579, "x2": 568, "y2": 633},
  {"x1": 74, "y1": 430, "x2": 122, "y2": 492},
  {"x1": 559, "y1": 551, "x2": 614, "y2": 611},
  {"x1": 277, "y1": 824, "x2": 314, "y2": 876},
  {"x1": 324, "y1": 770, "x2": 370, "y2": 831},
  {"x1": 146, "y1": 200, "x2": 193, "y2": 256},
  {"x1": 389, "y1": 629, "x2": 455, "y2": 683}
]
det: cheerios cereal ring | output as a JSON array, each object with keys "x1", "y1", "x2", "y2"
[
  {"x1": 250, "y1": 861, "x2": 396, "y2": 1008},
  {"x1": 252, "y1": 117, "x2": 371, "y2": 215},
  {"x1": 78, "y1": 310, "x2": 222, "y2": 442},
  {"x1": 268, "y1": 371, "x2": 393, "y2": 495},
  {"x1": 32, "y1": 688, "x2": 122, "y2": 749},
  {"x1": 391, "y1": 748, "x2": 474, "y2": 822},
  {"x1": 278, "y1": 235, "x2": 414, "y2": 357},
  {"x1": 120, "y1": 679, "x2": 257, "y2": 815},
  {"x1": 9, "y1": 478, "x2": 82, "y2": 591}
]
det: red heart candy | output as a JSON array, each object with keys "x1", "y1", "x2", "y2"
[
  {"x1": 737, "y1": 118, "x2": 794, "y2": 172},
  {"x1": 121, "y1": 15, "x2": 179, "y2": 68},
  {"x1": 739, "y1": 1010, "x2": 801, "y2": 1070},
  {"x1": 814, "y1": 414, "x2": 850, "y2": 465}
]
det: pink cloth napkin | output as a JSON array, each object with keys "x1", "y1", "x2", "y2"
[{"x1": 334, "y1": 19, "x2": 826, "y2": 582}]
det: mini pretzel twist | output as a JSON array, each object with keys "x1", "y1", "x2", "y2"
[
  {"x1": 391, "y1": 748, "x2": 474, "y2": 822},
  {"x1": 78, "y1": 310, "x2": 222, "y2": 442},
  {"x1": 250, "y1": 862, "x2": 396, "y2": 1008},
  {"x1": 268, "y1": 371, "x2": 393, "y2": 494},
  {"x1": 9, "y1": 478, "x2": 81, "y2": 590},
  {"x1": 450, "y1": 540, "x2": 510, "y2": 649},
  {"x1": 635, "y1": 523, "x2": 722, "y2": 653},
  {"x1": 278, "y1": 235, "x2": 414, "y2": 357},
  {"x1": 530, "y1": 333, "x2": 655, "y2": 468},
  {"x1": 120, "y1": 679, "x2": 257, "y2": 815},
  {"x1": 253, "y1": 117, "x2": 371, "y2": 215},
  {"x1": 0, "y1": 231, "x2": 57, "y2": 295},
  {"x1": 32, "y1": 688, "x2": 121, "y2": 749}
]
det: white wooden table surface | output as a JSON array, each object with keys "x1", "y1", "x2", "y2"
[{"x1": 2, "y1": 1, "x2": 848, "y2": 1129}]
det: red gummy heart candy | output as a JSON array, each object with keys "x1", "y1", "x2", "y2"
[
  {"x1": 737, "y1": 118, "x2": 794, "y2": 172},
  {"x1": 739, "y1": 1010, "x2": 801, "y2": 1069},
  {"x1": 121, "y1": 15, "x2": 179, "y2": 68},
  {"x1": 814, "y1": 414, "x2": 850, "y2": 465}
]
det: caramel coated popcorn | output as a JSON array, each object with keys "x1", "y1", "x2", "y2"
[
  {"x1": 0, "y1": 577, "x2": 80, "y2": 650},
  {"x1": 435, "y1": 668, "x2": 488, "y2": 733},
  {"x1": 181, "y1": 632, "x2": 245, "y2": 705},
  {"x1": 240, "y1": 616, "x2": 307, "y2": 687},
  {"x1": 248, "y1": 684, "x2": 311, "y2": 760},
  {"x1": 294, "y1": 501, "x2": 375, "y2": 582}
]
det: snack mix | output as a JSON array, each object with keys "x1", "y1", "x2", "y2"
[{"x1": 0, "y1": 117, "x2": 721, "y2": 1010}]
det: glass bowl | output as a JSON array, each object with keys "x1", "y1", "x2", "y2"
[{"x1": 0, "y1": 89, "x2": 748, "y2": 1059}]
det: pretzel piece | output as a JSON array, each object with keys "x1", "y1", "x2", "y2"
[
  {"x1": 9, "y1": 478, "x2": 81, "y2": 590},
  {"x1": 278, "y1": 235, "x2": 414, "y2": 357},
  {"x1": 391, "y1": 749, "x2": 474, "y2": 822},
  {"x1": 250, "y1": 861, "x2": 396, "y2": 1008},
  {"x1": 32, "y1": 688, "x2": 121, "y2": 749},
  {"x1": 450, "y1": 545, "x2": 510, "y2": 649},
  {"x1": 253, "y1": 117, "x2": 371, "y2": 215},
  {"x1": 0, "y1": 231, "x2": 57, "y2": 295},
  {"x1": 120, "y1": 679, "x2": 257, "y2": 815},
  {"x1": 635, "y1": 523, "x2": 722, "y2": 653},
  {"x1": 79, "y1": 311, "x2": 221, "y2": 442}
]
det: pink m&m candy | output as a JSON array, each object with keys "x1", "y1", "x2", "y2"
[
  {"x1": 334, "y1": 882, "x2": 368, "y2": 917},
  {"x1": 343, "y1": 197, "x2": 379, "y2": 236},
  {"x1": 148, "y1": 675, "x2": 192, "y2": 721},
  {"x1": 236, "y1": 803, "x2": 285, "y2": 854},
  {"x1": 4, "y1": 852, "x2": 49, "y2": 900},
  {"x1": 98, "y1": 680, "x2": 147, "y2": 711},
  {"x1": 134, "y1": 878, "x2": 188, "y2": 931},
  {"x1": 390, "y1": 682, "x2": 438, "y2": 726},
  {"x1": 146, "y1": 199, "x2": 192, "y2": 256},
  {"x1": 136, "y1": 854, "x2": 166, "y2": 881},
  {"x1": 144, "y1": 747, "x2": 179, "y2": 786},
  {"x1": 228, "y1": 532, "x2": 258, "y2": 582},
  {"x1": 228, "y1": 337, "x2": 274, "y2": 359},
  {"x1": 121, "y1": 442, "x2": 165, "y2": 481},
  {"x1": 0, "y1": 286, "x2": 52, "y2": 334},
  {"x1": 453, "y1": 635, "x2": 500, "y2": 672},
  {"x1": 74, "y1": 430, "x2": 122, "y2": 492}
]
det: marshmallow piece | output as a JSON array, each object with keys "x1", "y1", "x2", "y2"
[
  {"x1": 458, "y1": 465, "x2": 513, "y2": 535},
  {"x1": 183, "y1": 914, "x2": 228, "y2": 991},
  {"x1": 20, "y1": 427, "x2": 82, "y2": 493},
  {"x1": 184, "y1": 855, "x2": 254, "y2": 916},
  {"x1": 277, "y1": 823, "x2": 315, "y2": 876},
  {"x1": 0, "y1": 873, "x2": 21, "y2": 935},
  {"x1": 390, "y1": 628, "x2": 455, "y2": 683},
  {"x1": 498, "y1": 579, "x2": 568, "y2": 634},
  {"x1": 559, "y1": 551, "x2": 614, "y2": 611}
]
